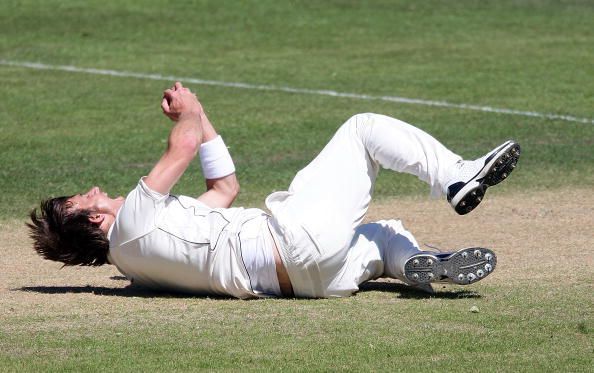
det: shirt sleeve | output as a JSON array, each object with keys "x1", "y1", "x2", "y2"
[{"x1": 108, "y1": 177, "x2": 169, "y2": 246}]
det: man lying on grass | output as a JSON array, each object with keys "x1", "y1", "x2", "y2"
[{"x1": 28, "y1": 82, "x2": 520, "y2": 298}]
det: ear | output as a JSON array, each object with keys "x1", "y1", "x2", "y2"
[{"x1": 88, "y1": 213, "x2": 105, "y2": 225}]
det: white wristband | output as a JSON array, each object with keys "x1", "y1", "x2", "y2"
[{"x1": 199, "y1": 135, "x2": 236, "y2": 179}]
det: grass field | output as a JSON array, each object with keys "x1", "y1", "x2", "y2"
[{"x1": 1, "y1": 0, "x2": 593, "y2": 371}]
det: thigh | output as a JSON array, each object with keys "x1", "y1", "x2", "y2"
[{"x1": 277, "y1": 115, "x2": 379, "y2": 256}]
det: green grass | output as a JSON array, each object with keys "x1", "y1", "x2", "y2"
[
  {"x1": 1, "y1": 0, "x2": 593, "y2": 371},
  {"x1": 1, "y1": 283, "x2": 592, "y2": 371},
  {"x1": 1, "y1": 0, "x2": 594, "y2": 217}
]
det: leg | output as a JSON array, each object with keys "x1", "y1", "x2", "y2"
[
  {"x1": 326, "y1": 220, "x2": 499, "y2": 295},
  {"x1": 325, "y1": 219, "x2": 423, "y2": 296},
  {"x1": 267, "y1": 113, "x2": 513, "y2": 297},
  {"x1": 267, "y1": 113, "x2": 463, "y2": 297},
  {"x1": 267, "y1": 113, "x2": 461, "y2": 257}
]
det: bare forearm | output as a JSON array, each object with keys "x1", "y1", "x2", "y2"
[
  {"x1": 199, "y1": 173, "x2": 240, "y2": 208},
  {"x1": 199, "y1": 112, "x2": 217, "y2": 143},
  {"x1": 146, "y1": 82, "x2": 204, "y2": 195},
  {"x1": 168, "y1": 114, "x2": 203, "y2": 153},
  {"x1": 150, "y1": 81, "x2": 239, "y2": 206},
  {"x1": 146, "y1": 116, "x2": 201, "y2": 195}
]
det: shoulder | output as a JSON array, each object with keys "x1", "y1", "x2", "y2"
[{"x1": 109, "y1": 178, "x2": 171, "y2": 246}]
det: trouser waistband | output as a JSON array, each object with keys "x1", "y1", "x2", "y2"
[{"x1": 266, "y1": 220, "x2": 294, "y2": 297}]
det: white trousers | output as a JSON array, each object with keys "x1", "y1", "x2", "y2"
[{"x1": 266, "y1": 113, "x2": 462, "y2": 297}]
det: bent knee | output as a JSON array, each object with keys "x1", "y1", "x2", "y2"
[
  {"x1": 342, "y1": 113, "x2": 380, "y2": 140},
  {"x1": 347, "y1": 113, "x2": 376, "y2": 126}
]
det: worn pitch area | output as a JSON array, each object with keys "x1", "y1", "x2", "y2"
[{"x1": 1, "y1": 188, "x2": 591, "y2": 311}]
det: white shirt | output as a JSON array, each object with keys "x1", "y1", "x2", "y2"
[
  {"x1": 237, "y1": 216, "x2": 282, "y2": 296},
  {"x1": 107, "y1": 178, "x2": 279, "y2": 298}
]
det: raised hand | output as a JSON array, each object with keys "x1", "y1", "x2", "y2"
[{"x1": 161, "y1": 82, "x2": 203, "y2": 121}]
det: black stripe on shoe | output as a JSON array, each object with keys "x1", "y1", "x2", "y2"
[{"x1": 448, "y1": 141, "x2": 521, "y2": 215}]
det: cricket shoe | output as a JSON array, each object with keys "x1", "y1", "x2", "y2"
[
  {"x1": 403, "y1": 248, "x2": 497, "y2": 286},
  {"x1": 446, "y1": 140, "x2": 521, "y2": 215}
]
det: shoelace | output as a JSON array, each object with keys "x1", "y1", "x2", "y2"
[{"x1": 423, "y1": 243, "x2": 445, "y2": 252}]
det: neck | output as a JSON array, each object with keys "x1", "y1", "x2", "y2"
[{"x1": 100, "y1": 198, "x2": 125, "y2": 235}]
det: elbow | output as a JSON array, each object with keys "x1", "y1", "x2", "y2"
[
  {"x1": 227, "y1": 182, "x2": 240, "y2": 206},
  {"x1": 230, "y1": 180, "x2": 240, "y2": 200},
  {"x1": 203, "y1": 175, "x2": 240, "y2": 208},
  {"x1": 222, "y1": 176, "x2": 240, "y2": 204}
]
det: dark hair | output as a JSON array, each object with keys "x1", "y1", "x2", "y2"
[{"x1": 27, "y1": 196, "x2": 109, "y2": 266}]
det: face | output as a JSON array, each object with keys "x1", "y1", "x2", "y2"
[{"x1": 67, "y1": 186, "x2": 125, "y2": 216}]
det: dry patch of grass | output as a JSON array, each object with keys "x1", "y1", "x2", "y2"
[
  {"x1": 1, "y1": 188, "x2": 593, "y2": 322},
  {"x1": 367, "y1": 187, "x2": 594, "y2": 286},
  {"x1": 0, "y1": 190, "x2": 592, "y2": 370}
]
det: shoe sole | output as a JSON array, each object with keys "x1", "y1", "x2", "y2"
[
  {"x1": 450, "y1": 141, "x2": 521, "y2": 215},
  {"x1": 404, "y1": 248, "x2": 497, "y2": 285}
]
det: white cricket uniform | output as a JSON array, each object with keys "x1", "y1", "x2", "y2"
[
  {"x1": 109, "y1": 113, "x2": 462, "y2": 298},
  {"x1": 107, "y1": 178, "x2": 280, "y2": 299}
]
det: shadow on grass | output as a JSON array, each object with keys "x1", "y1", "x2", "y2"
[
  {"x1": 16, "y1": 280, "x2": 481, "y2": 300},
  {"x1": 359, "y1": 281, "x2": 482, "y2": 299},
  {"x1": 15, "y1": 284, "x2": 233, "y2": 299}
]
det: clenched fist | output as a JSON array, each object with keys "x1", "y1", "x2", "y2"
[{"x1": 161, "y1": 82, "x2": 203, "y2": 121}]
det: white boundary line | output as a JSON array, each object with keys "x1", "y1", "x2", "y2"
[{"x1": 1, "y1": 59, "x2": 592, "y2": 124}]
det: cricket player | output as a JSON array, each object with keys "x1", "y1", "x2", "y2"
[{"x1": 28, "y1": 82, "x2": 520, "y2": 298}]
